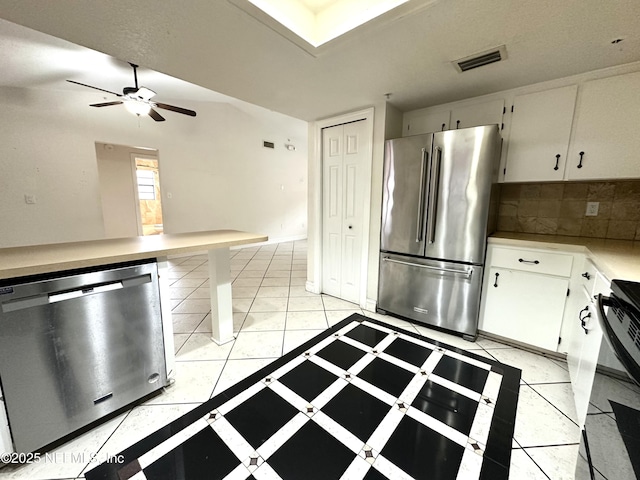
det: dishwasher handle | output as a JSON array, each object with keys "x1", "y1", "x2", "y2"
[
  {"x1": 48, "y1": 281, "x2": 124, "y2": 304},
  {"x1": 1, "y1": 274, "x2": 152, "y2": 313}
]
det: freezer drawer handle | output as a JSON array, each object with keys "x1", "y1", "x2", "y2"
[{"x1": 382, "y1": 257, "x2": 472, "y2": 278}]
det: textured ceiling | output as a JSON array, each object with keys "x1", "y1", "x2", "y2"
[{"x1": 0, "y1": 0, "x2": 638, "y2": 121}]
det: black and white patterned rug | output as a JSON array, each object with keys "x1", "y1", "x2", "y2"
[{"x1": 85, "y1": 314, "x2": 520, "y2": 480}]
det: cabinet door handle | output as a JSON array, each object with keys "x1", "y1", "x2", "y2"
[
  {"x1": 518, "y1": 258, "x2": 540, "y2": 265},
  {"x1": 456, "y1": 120, "x2": 460, "y2": 129},
  {"x1": 493, "y1": 272, "x2": 500, "y2": 287},
  {"x1": 582, "y1": 272, "x2": 591, "y2": 280},
  {"x1": 441, "y1": 123, "x2": 446, "y2": 131},
  {"x1": 579, "y1": 306, "x2": 591, "y2": 334},
  {"x1": 577, "y1": 151, "x2": 584, "y2": 169},
  {"x1": 554, "y1": 154, "x2": 560, "y2": 171}
]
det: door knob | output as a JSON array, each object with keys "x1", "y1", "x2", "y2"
[{"x1": 348, "y1": 225, "x2": 353, "y2": 229}]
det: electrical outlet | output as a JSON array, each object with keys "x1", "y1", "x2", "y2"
[{"x1": 585, "y1": 202, "x2": 599, "y2": 216}]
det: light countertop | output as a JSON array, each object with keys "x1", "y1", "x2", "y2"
[
  {"x1": 490, "y1": 232, "x2": 640, "y2": 283},
  {"x1": 0, "y1": 230, "x2": 268, "y2": 280}
]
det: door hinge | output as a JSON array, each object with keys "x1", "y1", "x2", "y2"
[
  {"x1": 407, "y1": 123, "x2": 411, "y2": 131},
  {"x1": 503, "y1": 167, "x2": 506, "y2": 175},
  {"x1": 511, "y1": 105, "x2": 514, "y2": 113},
  {"x1": 502, "y1": 106, "x2": 506, "y2": 114},
  {"x1": 501, "y1": 123, "x2": 504, "y2": 130},
  {"x1": 558, "y1": 336, "x2": 562, "y2": 345},
  {"x1": 567, "y1": 288, "x2": 570, "y2": 297}
]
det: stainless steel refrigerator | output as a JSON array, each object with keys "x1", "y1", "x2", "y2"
[{"x1": 377, "y1": 125, "x2": 501, "y2": 340}]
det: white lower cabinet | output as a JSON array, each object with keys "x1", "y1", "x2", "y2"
[
  {"x1": 566, "y1": 286, "x2": 603, "y2": 428},
  {"x1": 481, "y1": 240, "x2": 630, "y2": 429},
  {"x1": 480, "y1": 244, "x2": 573, "y2": 351},
  {"x1": 482, "y1": 267, "x2": 568, "y2": 350}
]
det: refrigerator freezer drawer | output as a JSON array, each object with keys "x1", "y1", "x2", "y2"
[{"x1": 378, "y1": 253, "x2": 483, "y2": 338}]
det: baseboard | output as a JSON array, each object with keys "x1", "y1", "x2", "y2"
[
  {"x1": 478, "y1": 330, "x2": 566, "y2": 360},
  {"x1": 364, "y1": 298, "x2": 377, "y2": 313},
  {"x1": 306, "y1": 280, "x2": 321, "y2": 295}
]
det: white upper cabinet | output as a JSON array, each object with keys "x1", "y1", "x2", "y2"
[
  {"x1": 450, "y1": 99, "x2": 505, "y2": 131},
  {"x1": 566, "y1": 71, "x2": 640, "y2": 180},
  {"x1": 403, "y1": 109, "x2": 449, "y2": 136},
  {"x1": 402, "y1": 98, "x2": 504, "y2": 137},
  {"x1": 402, "y1": 68, "x2": 640, "y2": 181},
  {"x1": 504, "y1": 85, "x2": 577, "y2": 183}
]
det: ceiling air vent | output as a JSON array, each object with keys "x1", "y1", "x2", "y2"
[{"x1": 454, "y1": 45, "x2": 507, "y2": 73}]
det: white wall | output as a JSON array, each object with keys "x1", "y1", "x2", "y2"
[{"x1": 0, "y1": 86, "x2": 308, "y2": 248}]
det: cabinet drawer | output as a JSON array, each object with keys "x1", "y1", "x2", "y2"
[{"x1": 490, "y1": 246, "x2": 573, "y2": 277}]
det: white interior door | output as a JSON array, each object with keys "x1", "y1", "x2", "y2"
[{"x1": 322, "y1": 120, "x2": 368, "y2": 304}]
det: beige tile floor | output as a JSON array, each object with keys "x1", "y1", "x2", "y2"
[{"x1": 0, "y1": 240, "x2": 582, "y2": 480}]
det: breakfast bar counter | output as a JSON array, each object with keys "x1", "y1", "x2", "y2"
[
  {"x1": 0, "y1": 230, "x2": 267, "y2": 280},
  {"x1": 0, "y1": 230, "x2": 268, "y2": 346}
]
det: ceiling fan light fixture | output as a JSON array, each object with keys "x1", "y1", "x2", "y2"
[
  {"x1": 67, "y1": 62, "x2": 196, "y2": 121},
  {"x1": 124, "y1": 100, "x2": 151, "y2": 116}
]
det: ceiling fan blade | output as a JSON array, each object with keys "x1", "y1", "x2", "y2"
[
  {"x1": 155, "y1": 102, "x2": 197, "y2": 117},
  {"x1": 66, "y1": 80, "x2": 122, "y2": 97},
  {"x1": 90, "y1": 101, "x2": 123, "y2": 107},
  {"x1": 148, "y1": 108, "x2": 166, "y2": 122}
]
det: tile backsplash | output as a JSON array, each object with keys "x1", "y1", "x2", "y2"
[{"x1": 497, "y1": 181, "x2": 640, "y2": 240}]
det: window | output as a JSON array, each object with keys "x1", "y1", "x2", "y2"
[{"x1": 136, "y1": 169, "x2": 156, "y2": 200}]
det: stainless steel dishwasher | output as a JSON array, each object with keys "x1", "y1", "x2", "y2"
[{"x1": 0, "y1": 259, "x2": 168, "y2": 453}]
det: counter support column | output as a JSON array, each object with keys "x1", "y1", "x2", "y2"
[{"x1": 208, "y1": 247, "x2": 234, "y2": 345}]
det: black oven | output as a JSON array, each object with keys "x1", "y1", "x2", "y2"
[{"x1": 576, "y1": 279, "x2": 640, "y2": 479}]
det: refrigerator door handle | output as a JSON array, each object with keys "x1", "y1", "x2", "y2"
[
  {"x1": 426, "y1": 146, "x2": 442, "y2": 244},
  {"x1": 416, "y1": 148, "x2": 430, "y2": 242},
  {"x1": 382, "y1": 256, "x2": 472, "y2": 278}
]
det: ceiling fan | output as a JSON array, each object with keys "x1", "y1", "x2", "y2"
[{"x1": 67, "y1": 63, "x2": 197, "y2": 121}]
